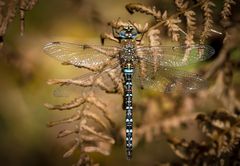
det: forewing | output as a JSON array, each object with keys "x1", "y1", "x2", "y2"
[
  {"x1": 136, "y1": 44, "x2": 215, "y2": 67},
  {"x1": 43, "y1": 41, "x2": 120, "y2": 68}
]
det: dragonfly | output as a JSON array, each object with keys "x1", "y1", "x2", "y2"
[{"x1": 43, "y1": 24, "x2": 215, "y2": 160}]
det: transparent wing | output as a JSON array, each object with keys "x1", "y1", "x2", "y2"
[
  {"x1": 133, "y1": 62, "x2": 208, "y2": 94},
  {"x1": 52, "y1": 61, "x2": 122, "y2": 98},
  {"x1": 136, "y1": 44, "x2": 215, "y2": 67},
  {"x1": 43, "y1": 41, "x2": 120, "y2": 68}
]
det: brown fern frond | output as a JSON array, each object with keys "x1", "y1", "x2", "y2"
[
  {"x1": 148, "y1": 0, "x2": 206, "y2": 31},
  {"x1": 126, "y1": 3, "x2": 162, "y2": 20},
  {"x1": 0, "y1": 0, "x2": 17, "y2": 46},
  {"x1": 184, "y1": 32, "x2": 195, "y2": 46},
  {"x1": 81, "y1": 124, "x2": 114, "y2": 144},
  {"x1": 129, "y1": 96, "x2": 196, "y2": 146},
  {"x1": 175, "y1": 0, "x2": 196, "y2": 45},
  {"x1": 164, "y1": 17, "x2": 181, "y2": 41},
  {"x1": 0, "y1": 0, "x2": 38, "y2": 46},
  {"x1": 200, "y1": 0, "x2": 215, "y2": 43},
  {"x1": 167, "y1": 137, "x2": 217, "y2": 165},
  {"x1": 73, "y1": 153, "x2": 99, "y2": 166},
  {"x1": 221, "y1": 0, "x2": 236, "y2": 20},
  {"x1": 147, "y1": 29, "x2": 161, "y2": 73},
  {"x1": 147, "y1": 29, "x2": 161, "y2": 46},
  {"x1": 47, "y1": 78, "x2": 94, "y2": 87},
  {"x1": 106, "y1": 68, "x2": 124, "y2": 94},
  {"x1": 197, "y1": 111, "x2": 240, "y2": 155},
  {"x1": 80, "y1": 135, "x2": 105, "y2": 142},
  {"x1": 134, "y1": 112, "x2": 197, "y2": 145},
  {"x1": 95, "y1": 77, "x2": 120, "y2": 93},
  {"x1": 184, "y1": 10, "x2": 196, "y2": 45},
  {"x1": 19, "y1": 0, "x2": 38, "y2": 35},
  {"x1": 132, "y1": 22, "x2": 149, "y2": 33},
  {"x1": 82, "y1": 111, "x2": 109, "y2": 129},
  {"x1": 184, "y1": 10, "x2": 196, "y2": 32},
  {"x1": 1, "y1": 0, "x2": 17, "y2": 29},
  {"x1": 63, "y1": 138, "x2": 80, "y2": 158},
  {"x1": 57, "y1": 129, "x2": 77, "y2": 138},
  {"x1": 44, "y1": 97, "x2": 85, "y2": 110},
  {"x1": 47, "y1": 113, "x2": 81, "y2": 127},
  {"x1": 19, "y1": 0, "x2": 38, "y2": 10},
  {"x1": 136, "y1": 47, "x2": 147, "y2": 80},
  {"x1": 85, "y1": 93, "x2": 107, "y2": 112},
  {"x1": 82, "y1": 142, "x2": 112, "y2": 156},
  {"x1": 47, "y1": 72, "x2": 120, "y2": 94},
  {"x1": 175, "y1": 0, "x2": 189, "y2": 11},
  {"x1": 49, "y1": 100, "x2": 115, "y2": 162}
]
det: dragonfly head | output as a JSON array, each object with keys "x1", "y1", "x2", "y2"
[{"x1": 119, "y1": 25, "x2": 138, "y2": 40}]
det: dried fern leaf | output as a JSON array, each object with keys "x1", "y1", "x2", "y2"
[
  {"x1": 83, "y1": 111, "x2": 108, "y2": 129},
  {"x1": 175, "y1": 0, "x2": 189, "y2": 11},
  {"x1": 133, "y1": 22, "x2": 149, "y2": 33},
  {"x1": 82, "y1": 145, "x2": 110, "y2": 156},
  {"x1": 85, "y1": 94, "x2": 114, "y2": 126},
  {"x1": 44, "y1": 97, "x2": 85, "y2": 110},
  {"x1": 184, "y1": 10, "x2": 196, "y2": 32},
  {"x1": 63, "y1": 138, "x2": 80, "y2": 158},
  {"x1": 80, "y1": 134, "x2": 114, "y2": 145},
  {"x1": 86, "y1": 93, "x2": 106, "y2": 111},
  {"x1": 200, "y1": 0, "x2": 215, "y2": 43},
  {"x1": 74, "y1": 154, "x2": 99, "y2": 166},
  {"x1": 175, "y1": 0, "x2": 196, "y2": 45},
  {"x1": 167, "y1": 137, "x2": 216, "y2": 164},
  {"x1": 147, "y1": 29, "x2": 161, "y2": 46},
  {"x1": 0, "y1": 0, "x2": 17, "y2": 37},
  {"x1": 81, "y1": 125, "x2": 115, "y2": 144},
  {"x1": 19, "y1": 0, "x2": 38, "y2": 36},
  {"x1": 47, "y1": 113, "x2": 81, "y2": 127},
  {"x1": 47, "y1": 78, "x2": 94, "y2": 87},
  {"x1": 184, "y1": 10, "x2": 196, "y2": 46},
  {"x1": 168, "y1": 137, "x2": 191, "y2": 160},
  {"x1": 126, "y1": 3, "x2": 162, "y2": 19},
  {"x1": 20, "y1": 0, "x2": 38, "y2": 10},
  {"x1": 197, "y1": 111, "x2": 240, "y2": 155},
  {"x1": 80, "y1": 135, "x2": 107, "y2": 143},
  {"x1": 134, "y1": 112, "x2": 197, "y2": 146},
  {"x1": 95, "y1": 78, "x2": 119, "y2": 93},
  {"x1": 221, "y1": 0, "x2": 236, "y2": 20},
  {"x1": 57, "y1": 129, "x2": 77, "y2": 138},
  {"x1": 106, "y1": 69, "x2": 123, "y2": 94},
  {"x1": 164, "y1": 17, "x2": 181, "y2": 41}
]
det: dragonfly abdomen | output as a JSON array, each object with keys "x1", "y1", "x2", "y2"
[{"x1": 123, "y1": 64, "x2": 134, "y2": 160}]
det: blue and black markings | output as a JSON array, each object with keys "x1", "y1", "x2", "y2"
[{"x1": 123, "y1": 64, "x2": 134, "y2": 160}]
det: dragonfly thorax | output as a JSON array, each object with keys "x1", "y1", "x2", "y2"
[{"x1": 119, "y1": 40, "x2": 137, "y2": 64}]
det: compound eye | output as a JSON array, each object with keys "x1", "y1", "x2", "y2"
[
  {"x1": 119, "y1": 30, "x2": 126, "y2": 38},
  {"x1": 131, "y1": 29, "x2": 138, "y2": 38}
]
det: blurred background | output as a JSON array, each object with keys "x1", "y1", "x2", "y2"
[{"x1": 0, "y1": 0, "x2": 239, "y2": 166}]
